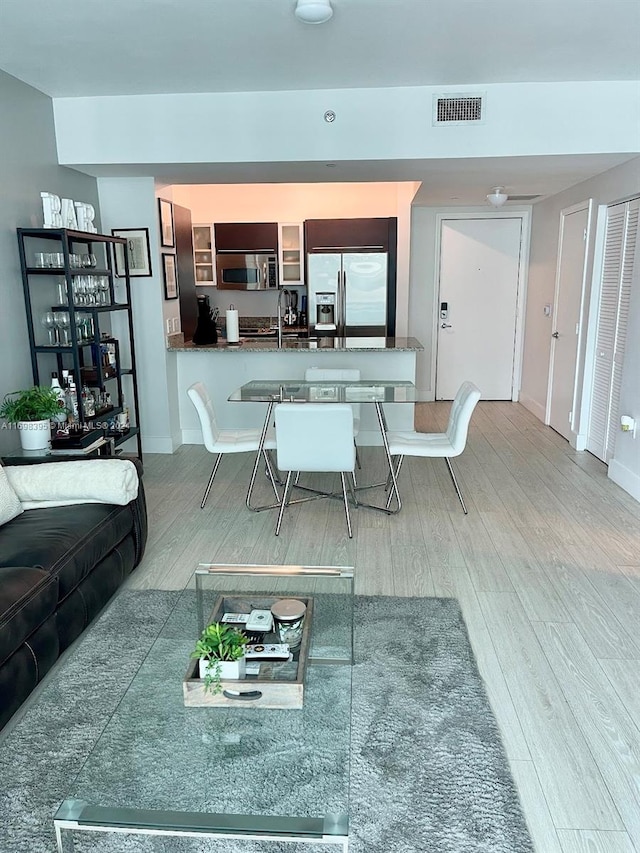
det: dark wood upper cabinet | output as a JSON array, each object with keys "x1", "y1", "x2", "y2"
[
  {"x1": 214, "y1": 222, "x2": 278, "y2": 252},
  {"x1": 304, "y1": 217, "x2": 396, "y2": 252}
]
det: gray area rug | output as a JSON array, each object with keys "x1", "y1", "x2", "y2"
[{"x1": 0, "y1": 592, "x2": 534, "y2": 852}]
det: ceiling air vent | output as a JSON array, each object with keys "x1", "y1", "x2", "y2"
[{"x1": 433, "y1": 94, "x2": 484, "y2": 125}]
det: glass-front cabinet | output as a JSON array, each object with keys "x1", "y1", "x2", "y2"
[
  {"x1": 278, "y1": 223, "x2": 304, "y2": 286},
  {"x1": 16, "y1": 228, "x2": 142, "y2": 458},
  {"x1": 193, "y1": 224, "x2": 215, "y2": 285}
]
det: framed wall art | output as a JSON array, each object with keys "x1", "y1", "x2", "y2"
[
  {"x1": 158, "y1": 198, "x2": 175, "y2": 248},
  {"x1": 111, "y1": 228, "x2": 153, "y2": 277},
  {"x1": 162, "y1": 253, "x2": 178, "y2": 300}
]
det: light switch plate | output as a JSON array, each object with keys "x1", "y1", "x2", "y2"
[{"x1": 166, "y1": 319, "x2": 172, "y2": 334}]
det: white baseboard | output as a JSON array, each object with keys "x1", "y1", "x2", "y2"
[
  {"x1": 518, "y1": 394, "x2": 546, "y2": 423},
  {"x1": 141, "y1": 435, "x2": 176, "y2": 454},
  {"x1": 608, "y1": 459, "x2": 640, "y2": 503},
  {"x1": 573, "y1": 433, "x2": 587, "y2": 452}
]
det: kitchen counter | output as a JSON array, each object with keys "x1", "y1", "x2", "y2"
[
  {"x1": 168, "y1": 336, "x2": 423, "y2": 353},
  {"x1": 170, "y1": 335, "x2": 423, "y2": 444}
]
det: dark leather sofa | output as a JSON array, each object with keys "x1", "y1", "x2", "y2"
[{"x1": 0, "y1": 458, "x2": 147, "y2": 731}]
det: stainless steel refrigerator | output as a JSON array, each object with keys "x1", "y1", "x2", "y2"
[{"x1": 307, "y1": 251, "x2": 392, "y2": 337}]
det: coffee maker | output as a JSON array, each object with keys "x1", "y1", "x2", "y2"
[
  {"x1": 314, "y1": 292, "x2": 336, "y2": 333},
  {"x1": 192, "y1": 294, "x2": 218, "y2": 345}
]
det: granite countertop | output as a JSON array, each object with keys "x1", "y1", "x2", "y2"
[{"x1": 168, "y1": 336, "x2": 423, "y2": 353}]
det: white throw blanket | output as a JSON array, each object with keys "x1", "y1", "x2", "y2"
[{"x1": 5, "y1": 459, "x2": 139, "y2": 509}]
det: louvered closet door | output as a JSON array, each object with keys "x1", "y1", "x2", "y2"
[{"x1": 587, "y1": 198, "x2": 639, "y2": 462}]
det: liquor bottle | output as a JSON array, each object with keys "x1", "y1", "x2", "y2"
[
  {"x1": 117, "y1": 395, "x2": 130, "y2": 432},
  {"x1": 65, "y1": 375, "x2": 79, "y2": 423},
  {"x1": 81, "y1": 385, "x2": 96, "y2": 418},
  {"x1": 50, "y1": 372, "x2": 68, "y2": 423}
]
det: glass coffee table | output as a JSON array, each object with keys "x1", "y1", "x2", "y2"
[{"x1": 54, "y1": 564, "x2": 354, "y2": 851}]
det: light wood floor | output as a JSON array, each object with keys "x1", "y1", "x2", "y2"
[{"x1": 128, "y1": 401, "x2": 640, "y2": 853}]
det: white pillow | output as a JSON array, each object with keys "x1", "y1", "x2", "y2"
[
  {"x1": 0, "y1": 465, "x2": 24, "y2": 526},
  {"x1": 5, "y1": 459, "x2": 138, "y2": 508}
]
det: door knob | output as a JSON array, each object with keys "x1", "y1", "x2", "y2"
[
  {"x1": 552, "y1": 331, "x2": 559, "y2": 338},
  {"x1": 441, "y1": 323, "x2": 452, "y2": 329}
]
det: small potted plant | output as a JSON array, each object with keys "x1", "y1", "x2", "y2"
[
  {"x1": 191, "y1": 622, "x2": 248, "y2": 694},
  {"x1": 0, "y1": 386, "x2": 65, "y2": 451}
]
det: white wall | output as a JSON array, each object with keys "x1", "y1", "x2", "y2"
[
  {"x1": 173, "y1": 182, "x2": 408, "y2": 222},
  {"x1": 53, "y1": 82, "x2": 639, "y2": 168},
  {"x1": 96, "y1": 177, "x2": 180, "y2": 453},
  {"x1": 0, "y1": 70, "x2": 99, "y2": 454}
]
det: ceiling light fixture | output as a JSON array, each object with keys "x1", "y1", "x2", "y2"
[
  {"x1": 486, "y1": 186, "x2": 508, "y2": 207},
  {"x1": 295, "y1": 0, "x2": 333, "y2": 24}
]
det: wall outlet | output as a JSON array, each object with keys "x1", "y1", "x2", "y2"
[
  {"x1": 166, "y1": 319, "x2": 172, "y2": 334},
  {"x1": 172, "y1": 317, "x2": 180, "y2": 333}
]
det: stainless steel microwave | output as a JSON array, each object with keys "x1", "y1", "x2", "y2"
[{"x1": 215, "y1": 252, "x2": 278, "y2": 290}]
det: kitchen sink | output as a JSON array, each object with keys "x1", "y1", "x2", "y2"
[
  {"x1": 239, "y1": 328, "x2": 277, "y2": 338},
  {"x1": 240, "y1": 328, "x2": 308, "y2": 340}
]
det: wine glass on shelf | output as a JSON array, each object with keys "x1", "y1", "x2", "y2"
[
  {"x1": 75, "y1": 314, "x2": 86, "y2": 342},
  {"x1": 41, "y1": 311, "x2": 56, "y2": 345},
  {"x1": 97, "y1": 275, "x2": 110, "y2": 305},
  {"x1": 54, "y1": 311, "x2": 70, "y2": 346},
  {"x1": 73, "y1": 276, "x2": 86, "y2": 305},
  {"x1": 86, "y1": 276, "x2": 99, "y2": 305},
  {"x1": 56, "y1": 279, "x2": 67, "y2": 305}
]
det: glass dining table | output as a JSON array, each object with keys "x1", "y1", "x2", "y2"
[{"x1": 228, "y1": 379, "x2": 418, "y2": 514}]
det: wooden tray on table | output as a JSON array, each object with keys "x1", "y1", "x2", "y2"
[{"x1": 183, "y1": 594, "x2": 313, "y2": 709}]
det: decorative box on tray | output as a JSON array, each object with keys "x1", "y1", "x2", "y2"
[{"x1": 183, "y1": 594, "x2": 313, "y2": 709}]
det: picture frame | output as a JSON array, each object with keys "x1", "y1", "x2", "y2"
[
  {"x1": 158, "y1": 198, "x2": 174, "y2": 248},
  {"x1": 111, "y1": 228, "x2": 153, "y2": 277},
  {"x1": 162, "y1": 253, "x2": 179, "y2": 300}
]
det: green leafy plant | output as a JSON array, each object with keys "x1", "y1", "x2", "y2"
[
  {"x1": 0, "y1": 386, "x2": 64, "y2": 423},
  {"x1": 190, "y1": 622, "x2": 248, "y2": 694}
]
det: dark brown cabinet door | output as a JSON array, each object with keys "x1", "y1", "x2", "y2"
[
  {"x1": 174, "y1": 203, "x2": 197, "y2": 341},
  {"x1": 304, "y1": 218, "x2": 396, "y2": 252},
  {"x1": 214, "y1": 222, "x2": 278, "y2": 252}
]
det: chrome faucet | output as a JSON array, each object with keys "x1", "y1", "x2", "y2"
[{"x1": 277, "y1": 288, "x2": 291, "y2": 348}]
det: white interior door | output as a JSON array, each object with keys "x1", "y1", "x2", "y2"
[
  {"x1": 587, "y1": 198, "x2": 639, "y2": 462},
  {"x1": 547, "y1": 203, "x2": 590, "y2": 440},
  {"x1": 436, "y1": 217, "x2": 523, "y2": 400}
]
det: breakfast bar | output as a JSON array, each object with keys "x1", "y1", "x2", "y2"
[{"x1": 169, "y1": 336, "x2": 423, "y2": 445}]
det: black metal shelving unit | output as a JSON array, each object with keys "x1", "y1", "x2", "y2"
[{"x1": 17, "y1": 228, "x2": 143, "y2": 459}]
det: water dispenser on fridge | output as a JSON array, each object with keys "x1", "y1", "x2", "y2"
[{"x1": 314, "y1": 292, "x2": 337, "y2": 332}]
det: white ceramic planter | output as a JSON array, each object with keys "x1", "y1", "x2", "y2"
[
  {"x1": 18, "y1": 419, "x2": 51, "y2": 451},
  {"x1": 198, "y1": 656, "x2": 246, "y2": 681}
]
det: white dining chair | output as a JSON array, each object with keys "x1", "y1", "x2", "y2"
[
  {"x1": 274, "y1": 403, "x2": 357, "y2": 538},
  {"x1": 385, "y1": 381, "x2": 481, "y2": 514},
  {"x1": 187, "y1": 381, "x2": 278, "y2": 509},
  {"x1": 304, "y1": 367, "x2": 361, "y2": 471}
]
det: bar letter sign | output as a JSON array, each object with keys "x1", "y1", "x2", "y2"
[{"x1": 41, "y1": 192, "x2": 97, "y2": 233}]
